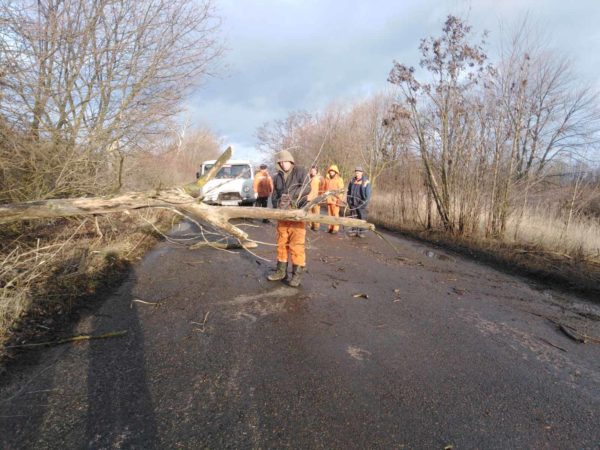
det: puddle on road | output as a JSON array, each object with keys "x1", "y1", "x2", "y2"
[{"x1": 140, "y1": 245, "x2": 172, "y2": 266}]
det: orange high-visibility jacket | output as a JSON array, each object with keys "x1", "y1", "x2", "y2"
[
  {"x1": 253, "y1": 169, "x2": 274, "y2": 197},
  {"x1": 307, "y1": 174, "x2": 325, "y2": 202},
  {"x1": 323, "y1": 165, "x2": 344, "y2": 206}
]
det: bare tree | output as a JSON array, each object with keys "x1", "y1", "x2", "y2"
[
  {"x1": 340, "y1": 94, "x2": 407, "y2": 187},
  {"x1": 483, "y1": 19, "x2": 600, "y2": 235},
  {"x1": 255, "y1": 111, "x2": 314, "y2": 157},
  {"x1": 496, "y1": 21, "x2": 600, "y2": 181},
  {"x1": 0, "y1": 0, "x2": 223, "y2": 200},
  {"x1": 128, "y1": 126, "x2": 222, "y2": 190},
  {"x1": 388, "y1": 15, "x2": 490, "y2": 232},
  {"x1": 255, "y1": 97, "x2": 409, "y2": 186}
]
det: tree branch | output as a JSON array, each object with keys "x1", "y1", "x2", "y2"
[{"x1": 0, "y1": 146, "x2": 375, "y2": 243}]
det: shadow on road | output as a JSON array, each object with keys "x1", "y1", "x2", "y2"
[
  {"x1": 0, "y1": 267, "x2": 158, "y2": 448},
  {"x1": 85, "y1": 276, "x2": 158, "y2": 448}
]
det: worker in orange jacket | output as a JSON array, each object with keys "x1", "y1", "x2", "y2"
[
  {"x1": 322, "y1": 164, "x2": 344, "y2": 234},
  {"x1": 307, "y1": 166, "x2": 325, "y2": 231},
  {"x1": 267, "y1": 150, "x2": 311, "y2": 287},
  {"x1": 253, "y1": 164, "x2": 274, "y2": 223}
]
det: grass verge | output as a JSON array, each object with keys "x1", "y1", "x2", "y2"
[
  {"x1": 370, "y1": 193, "x2": 600, "y2": 302},
  {"x1": 0, "y1": 210, "x2": 177, "y2": 361}
]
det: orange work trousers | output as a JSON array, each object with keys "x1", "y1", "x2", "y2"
[
  {"x1": 327, "y1": 204, "x2": 340, "y2": 232},
  {"x1": 276, "y1": 220, "x2": 306, "y2": 266},
  {"x1": 309, "y1": 205, "x2": 321, "y2": 230}
]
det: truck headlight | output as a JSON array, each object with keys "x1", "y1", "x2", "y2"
[{"x1": 243, "y1": 186, "x2": 250, "y2": 193}]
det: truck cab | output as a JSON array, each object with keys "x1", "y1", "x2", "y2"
[{"x1": 196, "y1": 159, "x2": 256, "y2": 206}]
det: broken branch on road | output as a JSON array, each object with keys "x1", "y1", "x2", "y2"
[
  {"x1": 558, "y1": 323, "x2": 600, "y2": 344},
  {"x1": 131, "y1": 299, "x2": 163, "y2": 308},
  {"x1": 192, "y1": 311, "x2": 211, "y2": 333},
  {"x1": 5, "y1": 330, "x2": 128, "y2": 349},
  {"x1": 189, "y1": 241, "x2": 258, "y2": 250},
  {"x1": 537, "y1": 336, "x2": 568, "y2": 352}
]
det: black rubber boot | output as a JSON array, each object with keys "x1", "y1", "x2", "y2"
[
  {"x1": 267, "y1": 261, "x2": 287, "y2": 281},
  {"x1": 289, "y1": 265, "x2": 304, "y2": 287}
]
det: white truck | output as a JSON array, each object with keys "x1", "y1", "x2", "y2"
[{"x1": 196, "y1": 159, "x2": 256, "y2": 206}]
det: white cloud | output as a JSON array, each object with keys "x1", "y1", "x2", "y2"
[
  {"x1": 223, "y1": 141, "x2": 261, "y2": 162},
  {"x1": 188, "y1": 0, "x2": 600, "y2": 152}
]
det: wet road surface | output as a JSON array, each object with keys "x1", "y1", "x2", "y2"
[{"x1": 1, "y1": 220, "x2": 600, "y2": 449}]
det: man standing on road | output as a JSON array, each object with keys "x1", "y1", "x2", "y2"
[
  {"x1": 267, "y1": 150, "x2": 311, "y2": 287},
  {"x1": 347, "y1": 166, "x2": 372, "y2": 237},
  {"x1": 253, "y1": 164, "x2": 274, "y2": 223},
  {"x1": 308, "y1": 166, "x2": 324, "y2": 231},
  {"x1": 323, "y1": 164, "x2": 344, "y2": 234}
]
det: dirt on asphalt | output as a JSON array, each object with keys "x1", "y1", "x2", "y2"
[{"x1": 1, "y1": 219, "x2": 599, "y2": 449}]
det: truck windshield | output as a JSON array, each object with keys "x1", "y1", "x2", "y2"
[{"x1": 204, "y1": 164, "x2": 251, "y2": 179}]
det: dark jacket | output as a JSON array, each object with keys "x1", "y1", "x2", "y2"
[
  {"x1": 272, "y1": 164, "x2": 311, "y2": 209},
  {"x1": 347, "y1": 175, "x2": 371, "y2": 208}
]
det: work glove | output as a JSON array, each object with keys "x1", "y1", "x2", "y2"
[{"x1": 279, "y1": 194, "x2": 292, "y2": 209}]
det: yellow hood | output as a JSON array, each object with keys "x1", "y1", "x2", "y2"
[{"x1": 327, "y1": 164, "x2": 340, "y2": 176}]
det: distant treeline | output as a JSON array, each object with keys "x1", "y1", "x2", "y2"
[{"x1": 256, "y1": 15, "x2": 600, "y2": 239}]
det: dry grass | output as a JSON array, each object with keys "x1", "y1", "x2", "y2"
[
  {"x1": 506, "y1": 206, "x2": 600, "y2": 260},
  {"x1": 370, "y1": 191, "x2": 600, "y2": 296},
  {"x1": 371, "y1": 191, "x2": 600, "y2": 259},
  {"x1": 0, "y1": 210, "x2": 176, "y2": 355},
  {"x1": 369, "y1": 192, "x2": 429, "y2": 231}
]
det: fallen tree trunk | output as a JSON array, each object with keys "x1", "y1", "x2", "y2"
[
  {"x1": 0, "y1": 193, "x2": 373, "y2": 241},
  {"x1": 0, "y1": 146, "x2": 375, "y2": 243},
  {"x1": 0, "y1": 190, "x2": 184, "y2": 224}
]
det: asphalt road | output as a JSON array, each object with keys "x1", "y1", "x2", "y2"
[{"x1": 1, "y1": 219, "x2": 599, "y2": 449}]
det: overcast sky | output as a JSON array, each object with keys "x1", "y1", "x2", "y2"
[{"x1": 185, "y1": 0, "x2": 600, "y2": 161}]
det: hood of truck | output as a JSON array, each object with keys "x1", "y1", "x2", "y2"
[{"x1": 200, "y1": 178, "x2": 254, "y2": 202}]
